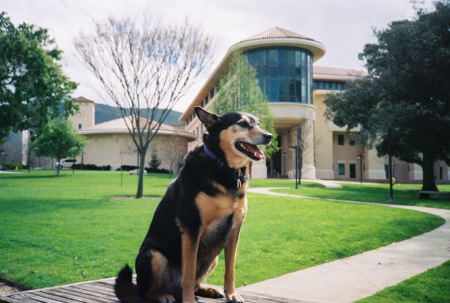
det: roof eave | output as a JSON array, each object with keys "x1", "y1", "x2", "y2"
[
  {"x1": 229, "y1": 38, "x2": 326, "y2": 62},
  {"x1": 78, "y1": 129, "x2": 197, "y2": 141}
]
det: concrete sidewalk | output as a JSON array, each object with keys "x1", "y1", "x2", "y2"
[{"x1": 240, "y1": 188, "x2": 450, "y2": 303}]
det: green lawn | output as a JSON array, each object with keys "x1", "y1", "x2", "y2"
[
  {"x1": 356, "y1": 261, "x2": 450, "y2": 303},
  {"x1": 250, "y1": 178, "x2": 450, "y2": 209},
  {"x1": 0, "y1": 170, "x2": 446, "y2": 296}
]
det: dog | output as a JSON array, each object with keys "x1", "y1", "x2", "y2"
[{"x1": 114, "y1": 107, "x2": 272, "y2": 303}]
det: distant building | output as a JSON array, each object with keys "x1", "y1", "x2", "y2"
[
  {"x1": 69, "y1": 97, "x2": 196, "y2": 172},
  {"x1": 180, "y1": 27, "x2": 449, "y2": 181}
]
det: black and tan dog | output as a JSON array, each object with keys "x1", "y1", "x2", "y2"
[{"x1": 114, "y1": 107, "x2": 272, "y2": 303}]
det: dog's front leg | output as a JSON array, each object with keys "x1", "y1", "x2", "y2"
[
  {"x1": 224, "y1": 227, "x2": 244, "y2": 303},
  {"x1": 182, "y1": 233, "x2": 199, "y2": 303}
]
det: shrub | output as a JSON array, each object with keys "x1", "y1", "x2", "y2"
[
  {"x1": 116, "y1": 165, "x2": 139, "y2": 171},
  {"x1": 145, "y1": 167, "x2": 170, "y2": 174},
  {"x1": 72, "y1": 164, "x2": 111, "y2": 171},
  {"x1": 6, "y1": 163, "x2": 25, "y2": 170}
]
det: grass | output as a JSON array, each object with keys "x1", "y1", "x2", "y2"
[
  {"x1": 356, "y1": 261, "x2": 450, "y2": 303},
  {"x1": 0, "y1": 170, "x2": 446, "y2": 295},
  {"x1": 250, "y1": 178, "x2": 450, "y2": 209}
]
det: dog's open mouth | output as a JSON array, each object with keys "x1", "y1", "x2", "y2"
[{"x1": 235, "y1": 141, "x2": 265, "y2": 160}]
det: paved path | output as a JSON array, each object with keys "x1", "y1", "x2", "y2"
[
  {"x1": 310, "y1": 180, "x2": 343, "y2": 189},
  {"x1": 240, "y1": 188, "x2": 450, "y2": 303}
]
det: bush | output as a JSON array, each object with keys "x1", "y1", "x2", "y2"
[
  {"x1": 6, "y1": 163, "x2": 25, "y2": 170},
  {"x1": 116, "y1": 165, "x2": 139, "y2": 171},
  {"x1": 72, "y1": 164, "x2": 111, "y2": 171},
  {"x1": 115, "y1": 165, "x2": 169, "y2": 174},
  {"x1": 145, "y1": 167, "x2": 169, "y2": 174}
]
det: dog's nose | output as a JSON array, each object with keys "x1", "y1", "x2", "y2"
[{"x1": 264, "y1": 133, "x2": 273, "y2": 142}]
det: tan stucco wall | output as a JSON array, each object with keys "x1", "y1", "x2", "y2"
[
  {"x1": 332, "y1": 131, "x2": 364, "y2": 180},
  {"x1": 77, "y1": 132, "x2": 189, "y2": 173},
  {"x1": 313, "y1": 92, "x2": 334, "y2": 179},
  {"x1": 70, "y1": 101, "x2": 95, "y2": 130}
]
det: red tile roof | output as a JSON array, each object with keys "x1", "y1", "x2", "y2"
[
  {"x1": 313, "y1": 66, "x2": 367, "y2": 81},
  {"x1": 80, "y1": 117, "x2": 193, "y2": 136},
  {"x1": 74, "y1": 96, "x2": 95, "y2": 104},
  {"x1": 239, "y1": 26, "x2": 317, "y2": 44}
]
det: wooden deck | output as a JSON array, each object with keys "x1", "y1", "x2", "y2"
[{"x1": 0, "y1": 277, "x2": 309, "y2": 303}]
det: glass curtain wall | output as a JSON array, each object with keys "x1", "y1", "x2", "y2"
[{"x1": 245, "y1": 47, "x2": 313, "y2": 104}]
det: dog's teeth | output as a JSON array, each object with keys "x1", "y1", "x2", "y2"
[{"x1": 254, "y1": 152, "x2": 257, "y2": 157}]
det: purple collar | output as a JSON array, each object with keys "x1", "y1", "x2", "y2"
[
  {"x1": 204, "y1": 145, "x2": 225, "y2": 167},
  {"x1": 203, "y1": 144, "x2": 243, "y2": 188}
]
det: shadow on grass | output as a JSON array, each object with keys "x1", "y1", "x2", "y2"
[{"x1": 0, "y1": 174, "x2": 72, "y2": 179}]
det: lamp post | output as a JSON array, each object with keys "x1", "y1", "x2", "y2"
[
  {"x1": 283, "y1": 151, "x2": 287, "y2": 177},
  {"x1": 357, "y1": 155, "x2": 362, "y2": 184}
]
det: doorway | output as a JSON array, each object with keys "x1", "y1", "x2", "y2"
[{"x1": 350, "y1": 164, "x2": 356, "y2": 179}]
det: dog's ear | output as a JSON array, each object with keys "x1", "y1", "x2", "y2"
[{"x1": 194, "y1": 107, "x2": 220, "y2": 129}]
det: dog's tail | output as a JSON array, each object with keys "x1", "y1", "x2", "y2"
[{"x1": 114, "y1": 264, "x2": 139, "y2": 303}]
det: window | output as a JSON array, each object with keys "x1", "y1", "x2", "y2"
[
  {"x1": 338, "y1": 134, "x2": 344, "y2": 145},
  {"x1": 78, "y1": 124, "x2": 82, "y2": 129},
  {"x1": 245, "y1": 47, "x2": 313, "y2": 104},
  {"x1": 313, "y1": 81, "x2": 346, "y2": 91},
  {"x1": 338, "y1": 164, "x2": 345, "y2": 175}
]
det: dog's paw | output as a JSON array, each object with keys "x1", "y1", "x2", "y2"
[
  {"x1": 157, "y1": 293, "x2": 176, "y2": 303},
  {"x1": 195, "y1": 285, "x2": 224, "y2": 298},
  {"x1": 225, "y1": 293, "x2": 244, "y2": 303}
]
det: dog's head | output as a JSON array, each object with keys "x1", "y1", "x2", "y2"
[{"x1": 194, "y1": 107, "x2": 273, "y2": 168}]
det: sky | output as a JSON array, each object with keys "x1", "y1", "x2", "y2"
[{"x1": 1, "y1": 0, "x2": 435, "y2": 112}]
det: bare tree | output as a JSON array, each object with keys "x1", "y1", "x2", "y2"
[
  {"x1": 74, "y1": 16, "x2": 214, "y2": 198},
  {"x1": 167, "y1": 128, "x2": 183, "y2": 177}
]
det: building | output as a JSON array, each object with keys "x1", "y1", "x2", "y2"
[
  {"x1": 69, "y1": 97, "x2": 196, "y2": 173},
  {"x1": 180, "y1": 27, "x2": 449, "y2": 181}
]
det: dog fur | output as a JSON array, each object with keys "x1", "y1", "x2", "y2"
[{"x1": 114, "y1": 107, "x2": 272, "y2": 303}]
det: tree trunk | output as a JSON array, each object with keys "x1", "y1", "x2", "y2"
[
  {"x1": 135, "y1": 149, "x2": 147, "y2": 198},
  {"x1": 421, "y1": 152, "x2": 438, "y2": 191}
]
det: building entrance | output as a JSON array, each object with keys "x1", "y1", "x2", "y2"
[
  {"x1": 350, "y1": 164, "x2": 356, "y2": 178},
  {"x1": 267, "y1": 134, "x2": 282, "y2": 177}
]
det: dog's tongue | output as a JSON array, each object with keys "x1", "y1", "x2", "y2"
[{"x1": 244, "y1": 143, "x2": 265, "y2": 160}]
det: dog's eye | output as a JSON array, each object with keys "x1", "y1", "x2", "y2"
[{"x1": 238, "y1": 121, "x2": 249, "y2": 128}]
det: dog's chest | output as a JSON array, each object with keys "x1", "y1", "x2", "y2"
[{"x1": 195, "y1": 188, "x2": 247, "y2": 238}]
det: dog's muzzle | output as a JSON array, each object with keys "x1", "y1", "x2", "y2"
[{"x1": 235, "y1": 132, "x2": 273, "y2": 161}]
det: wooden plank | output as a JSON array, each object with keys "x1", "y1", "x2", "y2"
[
  {"x1": 24, "y1": 292, "x2": 76, "y2": 303},
  {"x1": 42, "y1": 289, "x2": 95, "y2": 303},
  {"x1": 52, "y1": 288, "x2": 114, "y2": 303},
  {"x1": 2, "y1": 278, "x2": 312, "y2": 303},
  {"x1": 73, "y1": 284, "x2": 115, "y2": 297},
  {"x1": 21, "y1": 293, "x2": 62, "y2": 303},
  {"x1": 1, "y1": 294, "x2": 37, "y2": 303},
  {"x1": 89, "y1": 282, "x2": 114, "y2": 290},
  {"x1": 70, "y1": 285, "x2": 117, "y2": 301}
]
